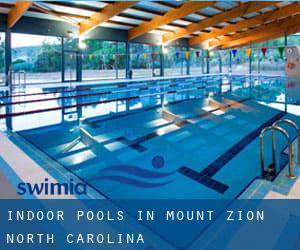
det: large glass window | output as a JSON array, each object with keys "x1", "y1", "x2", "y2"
[
  {"x1": 0, "y1": 33, "x2": 5, "y2": 85},
  {"x1": 129, "y1": 43, "x2": 161, "y2": 78},
  {"x1": 220, "y1": 50, "x2": 230, "y2": 73},
  {"x1": 81, "y1": 39, "x2": 125, "y2": 80},
  {"x1": 11, "y1": 33, "x2": 62, "y2": 84},
  {"x1": 190, "y1": 49, "x2": 203, "y2": 75},
  {"x1": 287, "y1": 34, "x2": 300, "y2": 46},
  {"x1": 209, "y1": 51, "x2": 220, "y2": 73},
  {"x1": 117, "y1": 42, "x2": 126, "y2": 79},
  {"x1": 82, "y1": 40, "x2": 118, "y2": 80},
  {"x1": 63, "y1": 38, "x2": 78, "y2": 82},
  {"x1": 164, "y1": 46, "x2": 187, "y2": 76},
  {"x1": 260, "y1": 48, "x2": 285, "y2": 75},
  {"x1": 251, "y1": 37, "x2": 285, "y2": 76},
  {"x1": 130, "y1": 43, "x2": 152, "y2": 78},
  {"x1": 231, "y1": 48, "x2": 249, "y2": 74}
]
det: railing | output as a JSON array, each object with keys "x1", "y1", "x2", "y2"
[
  {"x1": 260, "y1": 125, "x2": 295, "y2": 180},
  {"x1": 272, "y1": 119, "x2": 300, "y2": 165}
]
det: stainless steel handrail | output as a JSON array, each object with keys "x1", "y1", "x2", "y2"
[
  {"x1": 273, "y1": 119, "x2": 300, "y2": 165},
  {"x1": 61, "y1": 136, "x2": 81, "y2": 154},
  {"x1": 260, "y1": 125, "x2": 296, "y2": 180}
]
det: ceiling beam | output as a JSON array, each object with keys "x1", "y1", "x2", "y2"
[
  {"x1": 128, "y1": 2, "x2": 214, "y2": 40},
  {"x1": 189, "y1": 2, "x2": 300, "y2": 46},
  {"x1": 32, "y1": 3, "x2": 79, "y2": 26},
  {"x1": 7, "y1": 1, "x2": 32, "y2": 28},
  {"x1": 221, "y1": 14, "x2": 300, "y2": 48},
  {"x1": 162, "y1": 2, "x2": 274, "y2": 44},
  {"x1": 79, "y1": 1, "x2": 136, "y2": 36}
]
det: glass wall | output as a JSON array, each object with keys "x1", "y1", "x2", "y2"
[
  {"x1": 5, "y1": 32, "x2": 300, "y2": 85},
  {"x1": 287, "y1": 34, "x2": 300, "y2": 46},
  {"x1": 220, "y1": 50, "x2": 230, "y2": 73},
  {"x1": 190, "y1": 49, "x2": 203, "y2": 75},
  {"x1": 117, "y1": 42, "x2": 126, "y2": 79},
  {"x1": 63, "y1": 38, "x2": 78, "y2": 82},
  {"x1": 0, "y1": 33, "x2": 5, "y2": 85},
  {"x1": 11, "y1": 33, "x2": 62, "y2": 84},
  {"x1": 251, "y1": 38, "x2": 285, "y2": 75},
  {"x1": 82, "y1": 40, "x2": 117, "y2": 80},
  {"x1": 129, "y1": 43, "x2": 161, "y2": 78},
  {"x1": 164, "y1": 46, "x2": 187, "y2": 76},
  {"x1": 231, "y1": 48, "x2": 249, "y2": 74},
  {"x1": 209, "y1": 51, "x2": 221, "y2": 73}
]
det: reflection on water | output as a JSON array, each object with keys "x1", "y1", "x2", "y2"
[{"x1": 0, "y1": 75, "x2": 299, "y2": 132}]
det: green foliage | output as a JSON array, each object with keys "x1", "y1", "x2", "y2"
[
  {"x1": 34, "y1": 42, "x2": 61, "y2": 72},
  {"x1": 13, "y1": 58, "x2": 26, "y2": 64}
]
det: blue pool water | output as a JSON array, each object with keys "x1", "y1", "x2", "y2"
[{"x1": 1, "y1": 74, "x2": 300, "y2": 199}]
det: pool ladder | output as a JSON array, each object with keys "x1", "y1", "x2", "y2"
[{"x1": 260, "y1": 119, "x2": 300, "y2": 180}]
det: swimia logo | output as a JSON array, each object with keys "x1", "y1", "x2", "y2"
[{"x1": 17, "y1": 178, "x2": 87, "y2": 196}]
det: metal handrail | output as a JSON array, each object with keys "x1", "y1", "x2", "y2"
[
  {"x1": 260, "y1": 125, "x2": 296, "y2": 180},
  {"x1": 273, "y1": 119, "x2": 300, "y2": 164},
  {"x1": 61, "y1": 136, "x2": 81, "y2": 154}
]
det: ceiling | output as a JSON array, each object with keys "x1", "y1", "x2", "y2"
[{"x1": 3, "y1": 1, "x2": 300, "y2": 49}]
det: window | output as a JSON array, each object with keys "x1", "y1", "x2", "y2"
[
  {"x1": 117, "y1": 42, "x2": 126, "y2": 79},
  {"x1": 209, "y1": 51, "x2": 220, "y2": 73},
  {"x1": 0, "y1": 33, "x2": 5, "y2": 85},
  {"x1": 260, "y1": 48, "x2": 285, "y2": 76},
  {"x1": 11, "y1": 33, "x2": 62, "y2": 84},
  {"x1": 251, "y1": 37, "x2": 286, "y2": 76},
  {"x1": 287, "y1": 34, "x2": 300, "y2": 46},
  {"x1": 231, "y1": 48, "x2": 249, "y2": 74},
  {"x1": 130, "y1": 43, "x2": 161, "y2": 78},
  {"x1": 82, "y1": 40, "x2": 117, "y2": 80},
  {"x1": 130, "y1": 43, "x2": 152, "y2": 78},
  {"x1": 220, "y1": 50, "x2": 230, "y2": 73},
  {"x1": 190, "y1": 49, "x2": 203, "y2": 75},
  {"x1": 164, "y1": 46, "x2": 187, "y2": 76}
]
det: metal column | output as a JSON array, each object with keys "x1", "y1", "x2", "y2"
[{"x1": 125, "y1": 41, "x2": 130, "y2": 79}]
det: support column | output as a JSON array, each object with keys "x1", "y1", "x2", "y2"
[
  {"x1": 219, "y1": 52, "x2": 222, "y2": 73},
  {"x1": 229, "y1": 50, "x2": 232, "y2": 73},
  {"x1": 116, "y1": 42, "x2": 119, "y2": 79},
  {"x1": 77, "y1": 51, "x2": 82, "y2": 82},
  {"x1": 284, "y1": 32, "x2": 288, "y2": 112},
  {"x1": 186, "y1": 46, "x2": 190, "y2": 75},
  {"x1": 125, "y1": 41, "x2": 130, "y2": 79},
  {"x1": 249, "y1": 46, "x2": 252, "y2": 75},
  {"x1": 61, "y1": 37, "x2": 65, "y2": 82},
  {"x1": 160, "y1": 45, "x2": 164, "y2": 77},
  {"x1": 206, "y1": 50, "x2": 210, "y2": 74},
  {"x1": 284, "y1": 33, "x2": 288, "y2": 47},
  {"x1": 5, "y1": 29, "x2": 12, "y2": 130},
  {"x1": 5, "y1": 29, "x2": 11, "y2": 88}
]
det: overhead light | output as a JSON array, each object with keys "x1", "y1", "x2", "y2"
[
  {"x1": 162, "y1": 46, "x2": 169, "y2": 54},
  {"x1": 79, "y1": 41, "x2": 87, "y2": 50}
]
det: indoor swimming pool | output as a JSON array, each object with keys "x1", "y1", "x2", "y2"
[{"x1": 1, "y1": 74, "x2": 299, "y2": 199}]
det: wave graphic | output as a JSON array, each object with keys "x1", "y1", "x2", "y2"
[
  {"x1": 100, "y1": 165, "x2": 175, "y2": 178},
  {"x1": 88, "y1": 159, "x2": 175, "y2": 188},
  {"x1": 91, "y1": 175, "x2": 172, "y2": 188}
]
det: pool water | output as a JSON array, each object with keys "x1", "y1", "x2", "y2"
[
  {"x1": 17, "y1": 98, "x2": 300, "y2": 199},
  {"x1": 1, "y1": 74, "x2": 299, "y2": 199}
]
